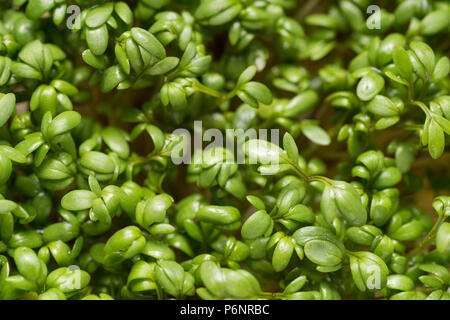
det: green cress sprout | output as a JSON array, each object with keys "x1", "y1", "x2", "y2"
[{"x1": 0, "y1": 0, "x2": 449, "y2": 301}]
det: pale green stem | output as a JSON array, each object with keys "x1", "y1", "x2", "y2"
[{"x1": 407, "y1": 214, "x2": 446, "y2": 258}]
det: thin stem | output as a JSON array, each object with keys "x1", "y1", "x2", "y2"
[
  {"x1": 407, "y1": 214, "x2": 446, "y2": 258},
  {"x1": 296, "y1": 0, "x2": 320, "y2": 20},
  {"x1": 413, "y1": 101, "x2": 431, "y2": 118},
  {"x1": 308, "y1": 175, "x2": 334, "y2": 186},
  {"x1": 125, "y1": 156, "x2": 152, "y2": 180},
  {"x1": 285, "y1": 158, "x2": 310, "y2": 182},
  {"x1": 130, "y1": 156, "x2": 152, "y2": 166},
  {"x1": 156, "y1": 285, "x2": 163, "y2": 300},
  {"x1": 192, "y1": 81, "x2": 226, "y2": 100},
  {"x1": 283, "y1": 155, "x2": 333, "y2": 187},
  {"x1": 280, "y1": 153, "x2": 310, "y2": 182},
  {"x1": 402, "y1": 124, "x2": 423, "y2": 131},
  {"x1": 258, "y1": 291, "x2": 284, "y2": 299},
  {"x1": 406, "y1": 80, "x2": 415, "y2": 104},
  {"x1": 417, "y1": 79, "x2": 430, "y2": 102}
]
